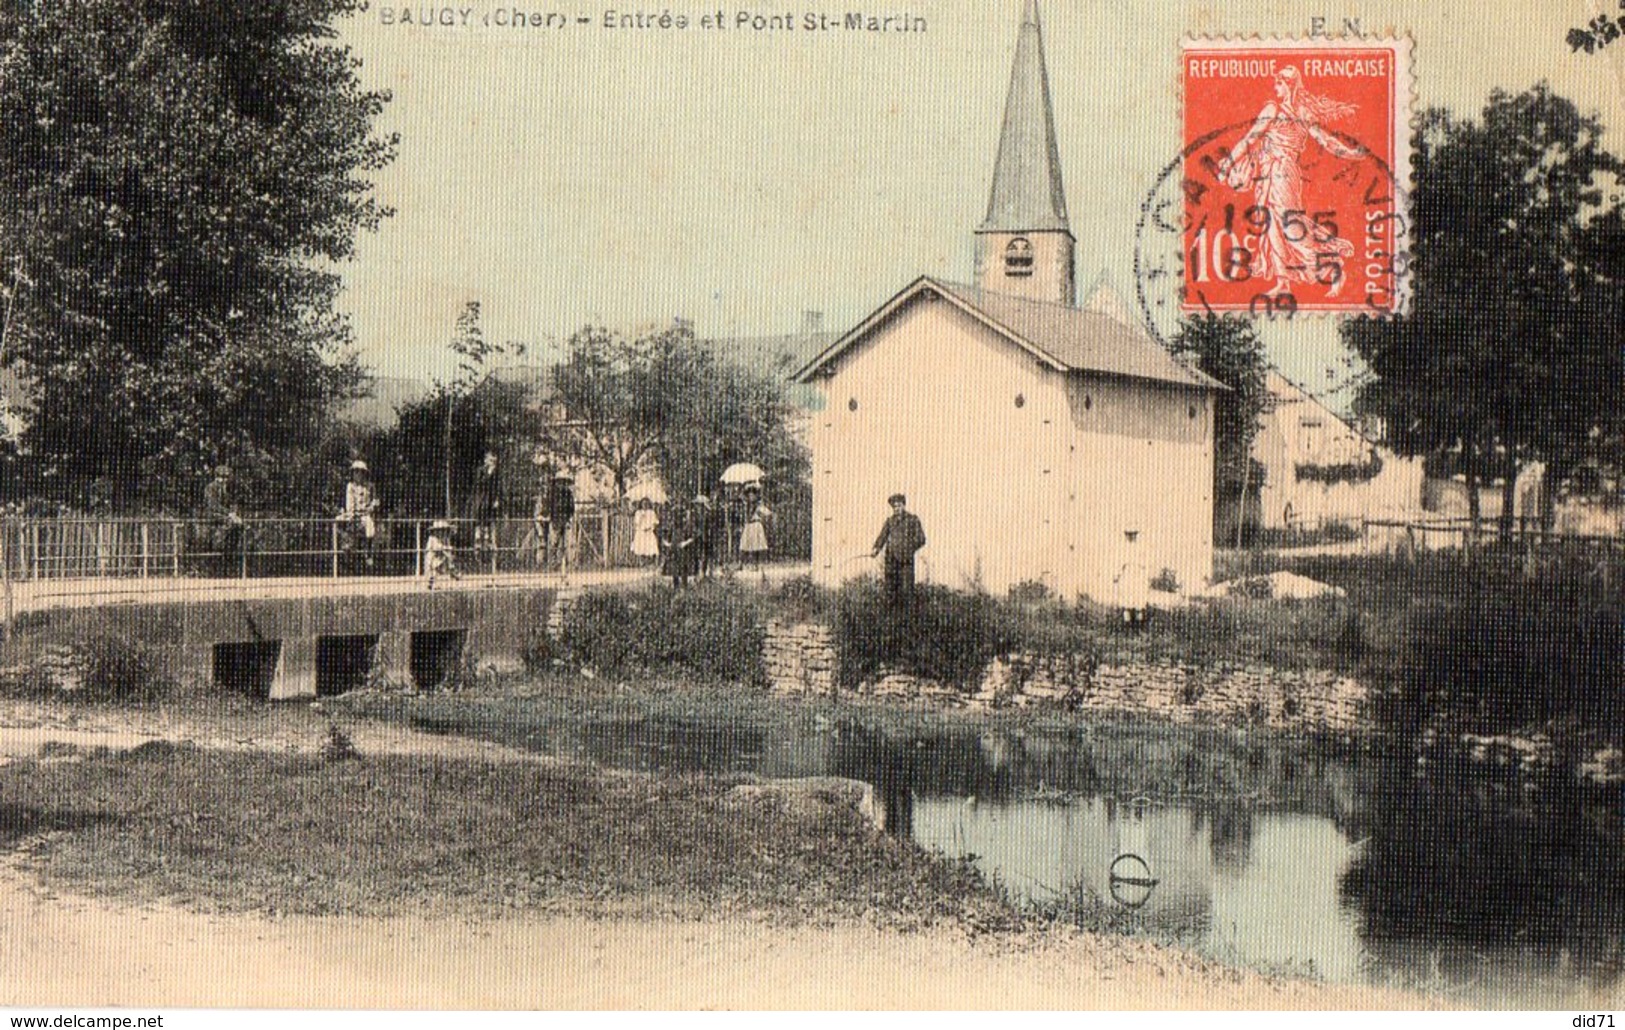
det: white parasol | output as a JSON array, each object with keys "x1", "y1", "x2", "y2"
[
  {"x1": 625, "y1": 478, "x2": 668, "y2": 503},
  {"x1": 719, "y1": 462, "x2": 765, "y2": 486}
]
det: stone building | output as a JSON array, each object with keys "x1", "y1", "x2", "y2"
[
  {"x1": 1252, "y1": 370, "x2": 1425, "y2": 532},
  {"x1": 792, "y1": 1, "x2": 1222, "y2": 600}
]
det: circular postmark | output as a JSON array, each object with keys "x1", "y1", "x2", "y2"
[{"x1": 1133, "y1": 117, "x2": 1413, "y2": 348}]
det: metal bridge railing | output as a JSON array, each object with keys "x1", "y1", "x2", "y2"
[{"x1": 0, "y1": 510, "x2": 642, "y2": 582}]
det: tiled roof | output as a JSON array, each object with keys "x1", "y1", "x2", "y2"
[
  {"x1": 793, "y1": 276, "x2": 1223, "y2": 392},
  {"x1": 935, "y1": 281, "x2": 1223, "y2": 389}
]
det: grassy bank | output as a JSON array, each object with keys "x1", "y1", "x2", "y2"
[
  {"x1": 599, "y1": 553, "x2": 1619, "y2": 746},
  {"x1": 1259, "y1": 550, "x2": 1622, "y2": 745},
  {"x1": 0, "y1": 740, "x2": 1013, "y2": 930}
]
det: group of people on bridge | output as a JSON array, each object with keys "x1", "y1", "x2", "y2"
[
  {"x1": 631, "y1": 482, "x2": 773, "y2": 588},
  {"x1": 198, "y1": 458, "x2": 941, "y2": 607},
  {"x1": 199, "y1": 452, "x2": 577, "y2": 580}
]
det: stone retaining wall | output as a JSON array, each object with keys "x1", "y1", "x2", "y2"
[
  {"x1": 760, "y1": 620, "x2": 1368, "y2": 732},
  {"x1": 762, "y1": 619, "x2": 837, "y2": 695}
]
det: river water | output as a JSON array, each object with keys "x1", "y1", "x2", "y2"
[{"x1": 409, "y1": 703, "x2": 1622, "y2": 1006}]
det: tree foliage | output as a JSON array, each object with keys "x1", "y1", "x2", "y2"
[
  {"x1": 548, "y1": 324, "x2": 679, "y2": 498},
  {"x1": 1342, "y1": 85, "x2": 1624, "y2": 533},
  {"x1": 0, "y1": 0, "x2": 396, "y2": 511},
  {"x1": 376, "y1": 301, "x2": 535, "y2": 518},
  {"x1": 549, "y1": 323, "x2": 808, "y2": 503},
  {"x1": 1169, "y1": 313, "x2": 1269, "y2": 490}
]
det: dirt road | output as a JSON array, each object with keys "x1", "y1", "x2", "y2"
[{"x1": 2, "y1": 874, "x2": 1442, "y2": 1010}]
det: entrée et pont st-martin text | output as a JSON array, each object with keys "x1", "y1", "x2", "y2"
[{"x1": 377, "y1": 6, "x2": 930, "y2": 33}]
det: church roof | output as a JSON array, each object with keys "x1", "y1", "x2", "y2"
[
  {"x1": 979, "y1": 0, "x2": 1070, "y2": 235},
  {"x1": 1081, "y1": 274, "x2": 1137, "y2": 328},
  {"x1": 791, "y1": 276, "x2": 1224, "y2": 392}
]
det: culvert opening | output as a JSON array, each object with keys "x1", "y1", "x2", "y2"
[
  {"x1": 410, "y1": 629, "x2": 466, "y2": 690},
  {"x1": 213, "y1": 641, "x2": 281, "y2": 699},
  {"x1": 316, "y1": 635, "x2": 378, "y2": 697}
]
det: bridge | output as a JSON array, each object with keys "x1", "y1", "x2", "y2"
[{"x1": 0, "y1": 513, "x2": 805, "y2": 700}]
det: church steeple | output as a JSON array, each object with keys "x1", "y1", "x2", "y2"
[{"x1": 974, "y1": 0, "x2": 1075, "y2": 306}]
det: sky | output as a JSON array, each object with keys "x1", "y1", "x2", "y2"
[{"x1": 335, "y1": 0, "x2": 1625, "y2": 412}]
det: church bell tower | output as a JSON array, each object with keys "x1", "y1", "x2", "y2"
[{"x1": 974, "y1": 0, "x2": 1075, "y2": 306}]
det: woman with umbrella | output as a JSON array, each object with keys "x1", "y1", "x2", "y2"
[{"x1": 718, "y1": 463, "x2": 765, "y2": 572}]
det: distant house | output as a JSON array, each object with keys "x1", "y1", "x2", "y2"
[
  {"x1": 792, "y1": 2, "x2": 1221, "y2": 600},
  {"x1": 1252, "y1": 370, "x2": 1424, "y2": 530},
  {"x1": 699, "y1": 310, "x2": 839, "y2": 414}
]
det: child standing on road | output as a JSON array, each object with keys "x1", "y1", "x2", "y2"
[
  {"x1": 631, "y1": 497, "x2": 661, "y2": 565},
  {"x1": 424, "y1": 520, "x2": 459, "y2": 589}
]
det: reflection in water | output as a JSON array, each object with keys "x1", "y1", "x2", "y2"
[
  {"x1": 911, "y1": 795, "x2": 1368, "y2": 982},
  {"x1": 1207, "y1": 804, "x2": 1255, "y2": 874},
  {"x1": 443, "y1": 703, "x2": 1621, "y2": 1003},
  {"x1": 1340, "y1": 749, "x2": 1625, "y2": 996}
]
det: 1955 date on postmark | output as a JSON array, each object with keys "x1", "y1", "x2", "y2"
[{"x1": 1179, "y1": 37, "x2": 1414, "y2": 317}]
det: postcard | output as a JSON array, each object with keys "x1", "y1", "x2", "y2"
[{"x1": 0, "y1": 0, "x2": 1620, "y2": 1016}]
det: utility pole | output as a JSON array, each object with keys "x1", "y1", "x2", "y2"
[{"x1": 0, "y1": 259, "x2": 25, "y2": 643}]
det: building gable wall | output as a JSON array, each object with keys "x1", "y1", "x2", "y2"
[
  {"x1": 810, "y1": 294, "x2": 1070, "y2": 593},
  {"x1": 809, "y1": 293, "x2": 1215, "y2": 600},
  {"x1": 1064, "y1": 374, "x2": 1214, "y2": 598},
  {"x1": 1254, "y1": 378, "x2": 1424, "y2": 529}
]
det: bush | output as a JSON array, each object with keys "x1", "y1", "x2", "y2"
[
  {"x1": 79, "y1": 634, "x2": 172, "y2": 701},
  {"x1": 555, "y1": 582, "x2": 768, "y2": 685},
  {"x1": 767, "y1": 574, "x2": 830, "y2": 622},
  {"x1": 1148, "y1": 568, "x2": 1180, "y2": 593},
  {"x1": 1007, "y1": 579, "x2": 1054, "y2": 604},
  {"x1": 0, "y1": 634, "x2": 172, "y2": 702},
  {"x1": 1383, "y1": 556, "x2": 1622, "y2": 739},
  {"x1": 831, "y1": 580, "x2": 1016, "y2": 688}
]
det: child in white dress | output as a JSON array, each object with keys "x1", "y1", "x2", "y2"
[
  {"x1": 631, "y1": 498, "x2": 661, "y2": 563},
  {"x1": 424, "y1": 520, "x2": 459, "y2": 589}
]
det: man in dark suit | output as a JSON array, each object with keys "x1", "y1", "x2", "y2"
[
  {"x1": 871, "y1": 493, "x2": 926, "y2": 603},
  {"x1": 465, "y1": 450, "x2": 502, "y2": 569},
  {"x1": 546, "y1": 472, "x2": 575, "y2": 571},
  {"x1": 203, "y1": 464, "x2": 244, "y2": 578}
]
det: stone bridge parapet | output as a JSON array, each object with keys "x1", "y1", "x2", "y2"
[{"x1": 4, "y1": 585, "x2": 557, "y2": 699}]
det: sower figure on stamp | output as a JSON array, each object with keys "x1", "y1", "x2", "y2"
[
  {"x1": 203, "y1": 464, "x2": 244, "y2": 578},
  {"x1": 1218, "y1": 65, "x2": 1364, "y2": 297},
  {"x1": 871, "y1": 493, "x2": 925, "y2": 605}
]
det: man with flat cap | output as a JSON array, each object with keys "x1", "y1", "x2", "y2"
[{"x1": 871, "y1": 493, "x2": 926, "y2": 604}]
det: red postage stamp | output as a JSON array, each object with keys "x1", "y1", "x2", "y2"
[{"x1": 1180, "y1": 38, "x2": 1413, "y2": 316}]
